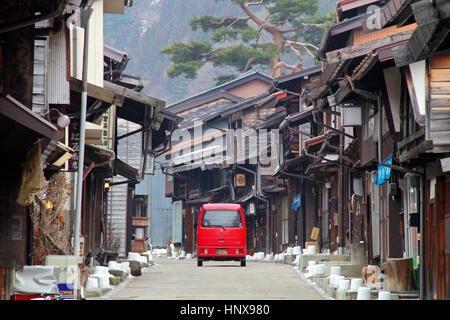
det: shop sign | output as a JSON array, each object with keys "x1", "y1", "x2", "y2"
[{"x1": 236, "y1": 174, "x2": 246, "y2": 187}]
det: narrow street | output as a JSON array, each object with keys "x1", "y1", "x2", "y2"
[
  {"x1": 91, "y1": 256, "x2": 324, "y2": 300},
  {"x1": 3, "y1": 0, "x2": 450, "y2": 303}
]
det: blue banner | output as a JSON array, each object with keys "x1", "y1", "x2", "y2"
[
  {"x1": 292, "y1": 194, "x2": 301, "y2": 210},
  {"x1": 374, "y1": 154, "x2": 392, "y2": 186}
]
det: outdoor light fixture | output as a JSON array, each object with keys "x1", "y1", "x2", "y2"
[
  {"x1": 45, "y1": 200, "x2": 54, "y2": 210},
  {"x1": 104, "y1": 181, "x2": 110, "y2": 189},
  {"x1": 44, "y1": 108, "x2": 71, "y2": 128}
]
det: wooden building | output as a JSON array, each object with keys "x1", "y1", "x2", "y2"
[
  {"x1": 0, "y1": 0, "x2": 177, "y2": 299},
  {"x1": 161, "y1": 69, "x2": 277, "y2": 254},
  {"x1": 306, "y1": 0, "x2": 450, "y2": 299}
]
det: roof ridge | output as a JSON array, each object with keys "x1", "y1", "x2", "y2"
[{"x1": 166, "y1": 69, "x2": 272, "y2": 109}]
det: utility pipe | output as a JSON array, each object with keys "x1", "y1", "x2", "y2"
[
  {"x1": 73, "y1": 5, "x2": 92, "y2": 300},
  {"x1": 338, "y1": 105, "x2": 345, "y2": 251}
]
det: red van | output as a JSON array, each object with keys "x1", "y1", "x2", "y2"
[{"x1": 197, "y1": 203, "x2": 246, "y2": 267}]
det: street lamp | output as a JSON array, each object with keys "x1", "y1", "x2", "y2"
[{"x1": 44, "y1": 108, "x2": 71, "y2": 128}]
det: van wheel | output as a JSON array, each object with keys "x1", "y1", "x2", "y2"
[
  {"x1": 197, "y1": 259, "x2": 203, "y2": 267},
  {"x1": 240, "y1": 259, "x2": 246, "y2": 267}
]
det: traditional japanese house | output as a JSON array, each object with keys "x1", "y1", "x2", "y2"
[
  {"x1": 309, "y1": 0, "x2": 450, "y2": 299},
  {"x1": 311, "y1": 0, "x2": 418, "y2": 273},
  {"x1": 0, "y1": 0, "x2": 72, "y2": 299},
  {"x1": 271, "y1": 66, "x2": 326, "y2": 253},
  {"x1": 0, "y1": 0, "x2": 176, "y2": 300},
  {"x1": 388, "y1": 0, "x2": 450, "y2": 300},
  {"x1": 161, "y1": 69, "x2": 273, "y2": 254}
]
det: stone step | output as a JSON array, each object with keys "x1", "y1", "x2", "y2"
[
  {"x1": 295, "y1": 254, "x2": 351, "y2": 271},
  {"x1": 324, "y1": 262, "x2": 365, "y2": 278}
]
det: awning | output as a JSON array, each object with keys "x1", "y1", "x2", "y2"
[
  {"x1": 113, "y1": 158, "x2": 140, "y2": 182},
  {"x1": 282, "y1": 109, "x2": 315, "y2": 128},
  {"x1": 104, "y1": 80, "x2": 165, "y2": 125},
  {"x1": 305, "y1": 160, "x2": 339, "y2": 178},
  {"x1": 262, "y1": 184, "x2": 286, "y2": 193},
  {"x1": 83, "y1": 144, "x2": 141, "y2": 182},
  {"x1": 233, "y1": 191, "x2": 268, "y2": 204},
  {"x1": 185, "y1": 194, "x2": 216, "y2": 205},
  {"x1": 84, "y1": 144, "x2": 115, "y2": 178},
  {"x1": 0, "y1": 95, "x2": 63, "y2": 141},
  {"x1": 234, "y1": 191, "x2": 256, "y2": 203},
  {"x1": 0, "y1": 95, "x2": 63, "y2": 165},
  {"x1": 185, "y1": 185, "x2": 229, "y2": 205}
]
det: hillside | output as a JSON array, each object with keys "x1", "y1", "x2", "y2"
[{"x1": 104, "y1": 0, "x2": 339, "y2": 105}]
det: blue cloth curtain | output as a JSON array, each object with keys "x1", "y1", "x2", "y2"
[{"x1": 374, "y1": 154, "x2": 392, "y2": 185}]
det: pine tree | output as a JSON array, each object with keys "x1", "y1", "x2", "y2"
[{"x1": 160, "y1": 0, "x2": 334, "y2": 82}]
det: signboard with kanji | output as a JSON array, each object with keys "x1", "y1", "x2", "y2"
[{"x1": 68, "y1": 119, "x2": 80, "y2": 172}]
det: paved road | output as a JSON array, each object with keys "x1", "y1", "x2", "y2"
[{"x1": 96, "y1": 256, "x2": 324, "y2": 300}]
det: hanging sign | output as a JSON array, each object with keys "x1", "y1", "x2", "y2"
[{"x1": 236, "y1": 174, "x2": 246, "y2": 187}]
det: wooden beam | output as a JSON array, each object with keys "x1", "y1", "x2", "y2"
[
  {"x1": 103, "y1": 80, "x2": 165, "y2": 110},
  {"x1": 430, "y1": 95, "x2": 450, "y2": 108},
  {"x1": 431, "y1": 82, "x2": 450, "y2": 95},
  {"x1": 430, "y1": 118, "x2": 450, "y2": 131},
  {"x1": 431, "y1": 54, "x2": 450, "y2": 68},
  {"x1": 70, "y1": 78, "x2": 124, "y2": 107},
  {"x1": 430, "y1": 131, "x2": 450, "y2": 145},
  {"x1": 430, "y1": 69, "x2": 450, "y2": 82},
  {"x1": 398, "y1": 139, "x2": 432, "y2": 162},
  {"x1": 425, "y1": 28, "x2": 450, "y2": 58},
  {"x1": 397, "y1": 127, "x2": 424, "y2": 149}
]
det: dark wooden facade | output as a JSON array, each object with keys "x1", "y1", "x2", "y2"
[{"x1": 308, "y1": 0, "x2": 450, "y2": 299}]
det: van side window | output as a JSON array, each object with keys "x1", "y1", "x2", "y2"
[{"x1": 201, "y1": 210, "x2": 242, "y2": 228}]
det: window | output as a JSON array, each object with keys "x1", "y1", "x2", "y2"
[
  {"x1": 201, "y1": 210, "x2": 242, "y2": 228},
  {"x1": 401, "y1": 74, "x2": 420, "y2": 139}
]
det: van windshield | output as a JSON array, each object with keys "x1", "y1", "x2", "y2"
[{"x1": 201, "y1": 210, "x2": 242, "y2": 228}]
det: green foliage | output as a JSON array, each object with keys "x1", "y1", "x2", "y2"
[
  {"x1": 160, "y1": 42, "x2": 213, "y2": 64},
  {"x1": 211, "y1": 27, "x2": 240, "y2": 42},
  {"x1": 240, "y1": 27, "x2": 261, "y2": 43},
  {"x1": 189, "y1": 16, "x2": 249, "y2": 32},
  {"x1": 161, "y1": 0, "x2": 335, "y2": 80},
  {"x1": 166, "y1": 61, "x2": 205, "y2": 79},
  {"x1": 214, "y1": 44, "x2": 278, "y2": 71},
  {"x1": 268, "y1": 0, "x2": 319, "y2": 23}
]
